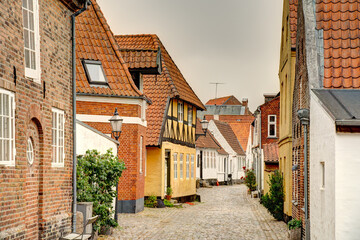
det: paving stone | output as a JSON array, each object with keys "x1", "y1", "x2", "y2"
[{"x1": 106, "y1": 185, "x2": 289, "y2": 240}]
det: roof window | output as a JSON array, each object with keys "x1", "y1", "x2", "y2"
[{"x1": 82, "y1": 60, "x2": 107, "y2": 85}]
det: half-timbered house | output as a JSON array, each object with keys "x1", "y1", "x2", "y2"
[{"x1": 116, "y1": 34, "x2": 205, "y2": 200}]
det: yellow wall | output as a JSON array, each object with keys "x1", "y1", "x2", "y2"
[
  {"x1": 145, "y1": 143, "x2": 196, "y2": 198},
  {"x1": 278, "y1": 0, "x2": 295, "y2": 217},
  {"x1": 145, "y1": 98, "x2": 198, "y2": 198}
]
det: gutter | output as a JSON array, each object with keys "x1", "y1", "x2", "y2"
[
  {"x1": 71, "y1": 0, "x2": 91, "y2": 232},
  {"x1": 258, "y1": 107, "x2": 262, "y2": 198}
]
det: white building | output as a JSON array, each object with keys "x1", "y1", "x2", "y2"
[
  {"x1": 195, "y1": 119, "x2": 229, "y2": 184},
  {"x1": 310, "y1": 89, "x2": 360, "y2": 240},
  {"x1": 208, "y1": 120, "x2": 246, "y2": 182}
]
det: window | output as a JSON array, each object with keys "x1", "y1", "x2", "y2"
[
  {"x1": 0, "y1": 90, "x2": 15, "y2": 166},
  {"x1": 188, "y1": 107, "x2": 193, "y2": 126},
  {"x1": 197, "y1": 154, "x2": 200, "y2": 168},
  {"x1": 23, "y1": 0, "x2": 40, "y2": 81},
  {"x1": 191, "y1": 155, "x2": 194, "y2": 178},
  {"x1": 52, "y1": 108, "x2": 64, "y2": 167},
  {"x1": 321, "y1": 161, "x2": 325, "y2": 189},
  {"x1": 139, "y1": 136, "x2": 143, "y2": 173},
  {"x1": 186, "y1": 154, "x2": 189, "y2": 179},
  {"x1": 27, "y1": 138, "x2": 34, "y2": 165},
  {"x1": 268, "y1": 115, "x2": 277, "y2": 137},
  {"x1": 131, "y1": 72, "x2": 143, "y2": 92},
  {"x1": 174, "y1": 153, "x2": 178, "y2": 179},
  {"x1": 206, "y1": 152, "x2": 209, "y2": 169},
  {"x1": 82, "y1": 60, "x2": 107, "y2": 85},
  {"x1": 180, "y1": 153, "x2": 183, "y2": 179},
  {"x1": 178, "y1": 101, "x2": 183, "y2": 122}
]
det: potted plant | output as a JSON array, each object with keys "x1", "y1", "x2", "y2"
[
  {"x1": 288, "y1": 218, "x2": 302, "y2": 240},
  {"x1": 166, "y1": 187, "x2": 173, "y2": 200}
]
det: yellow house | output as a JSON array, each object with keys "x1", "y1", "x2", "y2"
[
  {"x1": 278, "y1": 0, "x2": 298, "y2": 220},
  {"x1": 116, "y1": 34, "x2": 206, "y2": 199}
]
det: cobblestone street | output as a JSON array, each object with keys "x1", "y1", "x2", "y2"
[{"x1": 106, "y1": 184, "x2": 288, "y2": 240}]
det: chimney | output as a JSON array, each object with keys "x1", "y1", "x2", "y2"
[{"x1": 242, "y1": 98, "x2": 248, "y2": 107}]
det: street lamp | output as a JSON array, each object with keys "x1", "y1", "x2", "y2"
[
  {"x1": 109, "y1": 107, "x2": 123, "y2": 223},
  {"x1": 297, "y1": 108, "x2": 310, "y2": 240},
  {"x1": 109, "y1": 108, "x2": 123, "y2": 141},
  {"x1": 196, "y1": 117, "x2": 209, "y2": 140}
]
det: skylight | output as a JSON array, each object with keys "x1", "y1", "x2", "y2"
[{"x1": 82, "y1": 60, "x2": 107, "y2": 84}]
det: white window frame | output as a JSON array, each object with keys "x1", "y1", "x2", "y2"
[
  {"x1": 191, "y1": 154, "x2": 194, "y2": 178},
  {"x1": 178, "y1": 101, "x2": 183, "y2": 123},
  {"x1": 268, "y1": 115, "x2": 277, "y2": 137},
  {"x1": 174, "y1": 153, "x2": 178, "y2": 179},
  {"x1": 139, "y1": 136, "x2": 143, "y2": 173},
  {"x1": 22, "y1": 0, "x2": 41, "y2": 82},
  {"x1": 52, "y1": 108, "x2": 65, "y2": 167},
  {"x1": 188, "y1": 107, "x2": 193, "y2": 126},
  {"x1": 27, "y1": 137, "x2": 34, "y2": 165},
  {"x1": 180, "y1": 153, "x2": 184, "y2": 179},
  {"x1": 0, "y1": 89, "x2": 16, "y2": 166},
  {"x1": 186, "y1": 154, "x2": 190, "y2": 179}
]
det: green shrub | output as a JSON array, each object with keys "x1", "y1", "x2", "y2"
[
  {"x1": 77, "y1": 149, "x2": 125, "y2": 234},
  {"x1": 288, "y1": 218, "x2": 302, "y2": 230},
  {"x1": 166, "y1": 187, "x2": 173, "y2": 196},
  {"x1": 245, "y1": 169, "x2": 257, "y2": 191},
  {"x1": 163, "y1": 199, "x2": 174, "y2": 207},
  {"x1": 144, "y1": 195, "x2": 157, "y2": 208},
  {"x1": 261, "y1": 170, "x2": 284, "y2": 221}
]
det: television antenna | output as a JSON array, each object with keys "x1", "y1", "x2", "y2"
[{"x1": 210, "y1": 82, "x2": 225, "y2": 99}]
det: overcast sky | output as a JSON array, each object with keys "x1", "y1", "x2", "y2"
[{"x1": 97, "y1": 0, "x2": 283, "y2": 111}]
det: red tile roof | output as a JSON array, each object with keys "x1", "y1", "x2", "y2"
[
  {"x1": 75, "y1": 1, "x2": 144, "y2": 98},
  {"x1": 115, "y1": 35, "x2": 160, "y2": 70},
  {"x1": 213, "y1": 120, "x2": 245, "y2": 156},
  {"x1": 290, "y1": 0, "x2": 298, "y2": 48},
  {"x1": 195, "y1": 119, "x2": 228, "y2": 155},
  {"x1": 316, "y1": 1, "x2": 360, "y2": 88},
  {"x1": 221, "y1": 115, "x2": 255, "y2": 151},
  {"x1": 206, "y1": 95, "x2": 242, "y2": 106},
  {"x1": 263, "y1": 143, "x2": 279, "y2": 163},
  {"x1": 116, "y1": 34, "x2": 205, "y2": 145}
]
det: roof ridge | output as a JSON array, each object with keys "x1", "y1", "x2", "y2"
[{"x1": 91, "y1": 0, "x2": 143, "y2": 97}]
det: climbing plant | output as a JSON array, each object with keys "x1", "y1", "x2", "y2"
[
  {"x1": 77, "y1": 149, "x2": 126, "y2": 234},
  {"x1": 244, "y1": 168, "x2": 257, "y2": 191}
]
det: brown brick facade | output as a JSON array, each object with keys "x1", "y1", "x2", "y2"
[
  {"x1": 77, "y1": 101, "x2": 146, "y2": 213},
  {"x1": 292, "y1": 0, "x2": 310, "y2": 236},
  {"x1": 260, "y1": 96, "x2": 280, "y2": 146},
  {"x1": 0, "y1": 0, "x2": 77, "y2": 239}
]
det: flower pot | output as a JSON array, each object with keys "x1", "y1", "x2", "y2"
[
  {"x1": 166, "y1": 195, "x2": 172, "y2": 200},
  {"x1": 288, "y1": 228, "x2": 301, "y2": 240}
]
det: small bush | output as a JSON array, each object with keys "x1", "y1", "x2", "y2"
[
  {"x1": 144, "y1": 195, "x2": 157, "y2": 208},
  {"x1": 288, "y1": 218, "x2": 302, "y2": 230},
  {"x1": 163, "y1": 199, "x2": 174, "y2": 207},
  {"x1": 166, "y1": 187, "x2": 173, "y2": 196},
  {"x1": 261, "y1": 170, "x2": 284, "y2": 221},
  {"x1": 77, "y1": 149, "x2": 125, "y2": 234},
  {"x1": 245, "y1": 168, "x2": 257, "y2": 191}
]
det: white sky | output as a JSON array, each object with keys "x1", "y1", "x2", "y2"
[{"x1": 97, "y1": 0, "x2": 283, "y2": 111}]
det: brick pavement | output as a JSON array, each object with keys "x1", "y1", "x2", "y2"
[{"x1": 104, "y1": 185, "x2": 289, "y2": 240}]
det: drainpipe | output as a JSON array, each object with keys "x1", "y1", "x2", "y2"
[
  {"x1": 297, "y1": 108, "x2": 310, "y2": 240},
  {"x1": 71, "y1": 0, "x2": 91, "y2": 232}
]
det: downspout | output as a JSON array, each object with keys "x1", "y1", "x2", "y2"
[
  {"x1": 71, "y1": 0, "x2": 90, "y2": 232},
  {"x1": 303, "y1": 121, "x2": 309, "y2": 240}
]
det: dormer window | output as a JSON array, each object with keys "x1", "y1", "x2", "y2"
[
  {"x1": 131, "y1": 72, "x2": 143, "y2": 92},
  {"x1": 82, "y1": 60, "x2": 107, "y2": 85}
]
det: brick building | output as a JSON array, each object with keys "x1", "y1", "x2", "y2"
[
  {"x1": 0, "y1": 0, "x2": 86, "y2": 239},
  {"x1": 252, "y1": 94, "x2": 280, "y2": 195},
  {"x1": 75, "y1": 1, "x2": 150, "y2": 214},
  {"x1": 294, "y1": 0, "x2": 360, "y2": 238}
]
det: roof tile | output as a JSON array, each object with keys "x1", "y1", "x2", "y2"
[
  {"x1": 213, "y1": 120, "x2": 245, "y2": 156},
  {"x1": 263, "y1": 143, "x2": 279, "y2": 163}
]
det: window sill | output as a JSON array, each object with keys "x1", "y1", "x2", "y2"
[
  {"x1": 51, "y1": 163, "x2": 64, "y2": 168},
  {"x1": 292, "y1": 200, "x2": 298, "y2": 206},
  {"x1": 0, "y1": 162, "x2": 15, "y2": 167},
  {"x1": 267, "y1": 136, "x2": 278, "y2": 139}
]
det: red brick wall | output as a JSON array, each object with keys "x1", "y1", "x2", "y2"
[
  {"x1": 292, "y1": 0, "x2": 310, "y2": 236},
  {"x1": 0, "y1": 0, "x2": 75, "y2": 239},
  {"x1": 77, "y1": 101, "x2": 141, "y2": 118},
  {"x1": 260, "y1": 96, "x2": 280, "y2": 147},
  {"x1": 78, "y1": 100, "x2": 146, "y2": 203}
]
